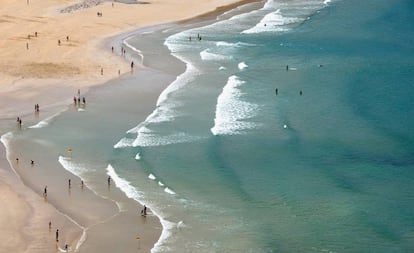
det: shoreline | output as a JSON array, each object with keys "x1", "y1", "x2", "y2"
[{"x1": 0, "y1": 0, "x2": 262, "y2": 252}]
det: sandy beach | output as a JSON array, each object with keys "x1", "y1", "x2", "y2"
[{"x1": 0, "y1": 0, "x2": 258, "y2": 252}]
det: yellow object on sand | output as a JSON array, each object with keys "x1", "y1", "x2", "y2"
[{"x1": 136, "y1": 236, "x2": 140, "y2": 240}]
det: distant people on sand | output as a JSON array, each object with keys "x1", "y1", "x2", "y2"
[
  {"x1": 73, "y1": 90, "x2": 86, "y2": 107},
  {"x1": 141, "y1": 205, "x2": 147, "y2": 216},
  {"x1": 17, "y1": 117, "x2": 22, "y2": 127},
  {"x1": 107, "y1": 176, "x2": 111, "y2": 186},
  {"x1": 34, "y1": 104, "x2": 40, "y2": 112}
]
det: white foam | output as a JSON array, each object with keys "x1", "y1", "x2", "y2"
[
  {"x1": 324, "y1": 0, "x2": 331, "y2": 4},
  {"x1": 0, "y1": 132, "x2": 13, "y2": 148},
  {"x1": 77, "y1": 108, "x2": 85, "y2": 112},
  {"x1": 58, "y1": 156, "x2": 92, "y2": 178},
  {"x1": 158, "y1": 181, "x2": 165, "y2": 187},
  {"x1": 211, "y1": 75, "x2": 258, "y2": 135},
  {"x1": 148, "y1": 174, "x2": 156, "y2": 180},
  {"x1": 133, "y1": 130, "x2": 201, "y2": 147},
  {"x1": 123, "y1": 37, "x2": 145, "y2": 64},
  {"x1": 200, "y1": 49, "x2": 232, "y2": 61},
  {"x1": 177, "y1": 220, "x2": 186, "y2": 229},
  {"x1": 28, "y1": 110, "x2": 63, "y2": 129},
  {"x1": 104, "y1": 165, "x2": 175, "y2": 253},
  {"x1": 28, "y1": 120, "x2": 49, "y2": 129},
  {"x1": 238, "y1": 62, "x2": 248, "y2": 70},
  {"x1": 113, "y1": 137, "x2": 134, "y2": 149},
  {"x1": 106, "y1": 164, "x2": 143, "y2": 200},
  {"x1": 242, "y1": 9, "x2": 302, "y2": 34},
  {"x1": 216, "y1": 41, "x2": 256, "y2": 47},
  {"x1": 156, "y1": 63, "x2": 200, "y2": 107},
  {"x1": 219, "y1": 66, "x2": 226, "y2": 70},
  {"x1": 135, "y1": 153, "x2": 141, "y2": 160},
  {"x1": 0, "y1": 132, "x2": 20, "y2": 178},
  {"x1": 164, "y1": 187, "x2": 176, "y2": 195}
]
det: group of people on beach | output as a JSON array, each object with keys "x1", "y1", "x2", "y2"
[
  {"x1": 15, "y1": 104, "x2": 40, "y2": 128},
  {"x1": 117, "y1": 46, "x2": 135, "y2": 73},
  {"x1": 73, "y1": 89, "x2": 86, "y2": 106},
  {"x1": 25, "y1": 30, "x2": 71, "y2": 50},
  {"x1": 189, "y1": 33, "x2": 202, "y2": 41}
]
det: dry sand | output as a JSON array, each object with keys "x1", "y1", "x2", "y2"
[{"x1": 0, "y1": 0, "x2": 258, "y2": 252}]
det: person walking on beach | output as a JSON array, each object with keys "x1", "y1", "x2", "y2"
[
  {"x1": 131, "y1": 61, "x2": 134, "y2": 71},
  {"x1": 68, "y1": 179, "x2": 71, "y2": 188},
  {"x1": 26, "y1": 42, "x2": 29, "y2": 50},
  {"x1": 49, "y1": 221, "x2": 52, "y2": 231},
  {"x1": 44, "y1": 186, "x2": 47, "y2": 197},
  {"x1": 107, "y1": 176, "x2": 111, "y2": 186},
  {"x1": 144, "y1": 205, "x2": 147, "y2": 216},
  {"x1": 31, "y1": 160, "x2": 34, "y2": 166},
  {"x1": 101, "y1": 67, "x2": 104, "y2": 75},
  {"x1": 82, "y1": 97, "x2": 86, "y2": 104},
  {"x1": 56, "y1": 229, "x2": 59, "y2": 242},
  {"x1": 58, "y1": 40, "x2": 61, "y2": 46}
]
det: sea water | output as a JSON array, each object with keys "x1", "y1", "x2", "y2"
[{"x1": 5, "y1": 0, "x2": 414, "y2": 252}]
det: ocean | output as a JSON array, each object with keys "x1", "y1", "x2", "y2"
[{"x1": 3, "y1": 0, "x2": 414, "y2": 252}]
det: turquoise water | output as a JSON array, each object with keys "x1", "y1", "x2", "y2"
[{"x1": 6, "y1": 0, "x2": 414, "y2": 252}]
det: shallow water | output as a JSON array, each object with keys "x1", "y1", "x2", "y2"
[{"x1": 4, "y1": 0, "x2": 414, "y2": 252}]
